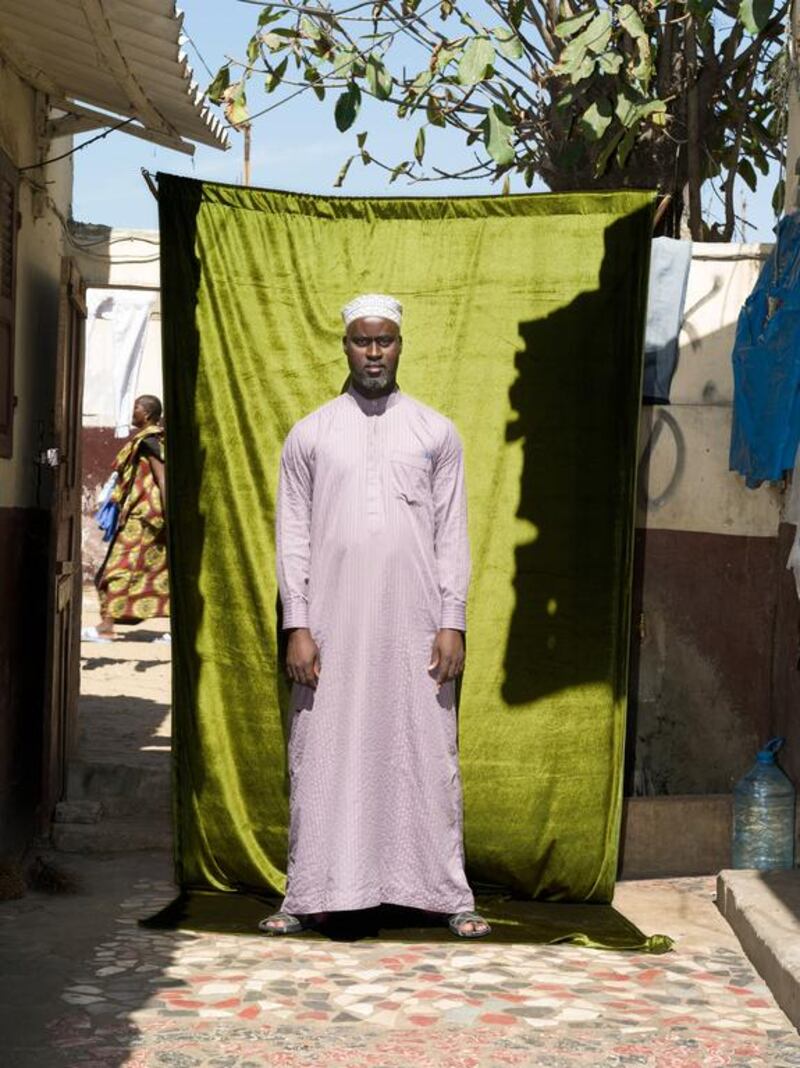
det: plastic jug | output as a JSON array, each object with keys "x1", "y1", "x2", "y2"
[{"x1": 732, "y1": 737, "x2": 796, "y2": 870}]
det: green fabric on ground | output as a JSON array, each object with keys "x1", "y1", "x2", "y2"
[
  {"x1": 141, "y1": 890, "x2": 671, "y2": 952},
  {"x1": 158, "y1": 177, "x2": 654, "y2": 918}
]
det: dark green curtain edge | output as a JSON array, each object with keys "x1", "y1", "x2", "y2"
[
  {"x1": 156, "y1": 171, "x2": 655, "y2": 222},
  {"x1": 598, "y1": 198, "x2": 656, "y2": 897},
  {"x1": 159, "y1": 176, "x2": 205, "y2": 891}
]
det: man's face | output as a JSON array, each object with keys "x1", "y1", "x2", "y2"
[
  {"x1": 343, "y1": 316, "x2": 402, "y2": 395},
  {"x1": 131, "y1": 400, "x2": 148, "y2": 428}
]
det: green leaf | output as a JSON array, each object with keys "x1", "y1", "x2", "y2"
[
  {"x1": 224, "y1": 83, "x2": 250, "y2": 128},
  {"x1": 332, "y1": 48, "x2": 357, "y2": 79},
  {"x1": 492, "y1": 27, "x2": 524, "y2": 60},
  {"x1": 738, "y1": 157, "x2": 758, "y2": 191},
  {"x1": 357, "y1": 131, "x2": 368, "y2": 148},
  {"x1": 460, "y1": 11, "x2": 485, "y2": 34},
  {"x1": 333, "y1": 155, "x2": 355, "y2": 188},
  {"x1": 594, "y1": 128, "x2": 625, "y2": 175},
  {"x1": 555, "y1": 10, "x2": 596, "y2": 38},
  {"x1": 304, "y1": 66, "x2": 325, "y2": 101},
  {"x1": 390, "y1": 161, "x2": 411, "y2": 183},
  {"x1": 586, "y1": 11, "x2": 612, "y2": 53},
  {"x1": 414, "y1": 125, "x2": 426, "y2": 163},
  {"x1": 366, "y1": 56, "x2": 393, "y2": 100},
  {"x1": 597, "y1": 52, "x2": 623, "y2": 74},
  {"x1": 631, "y1": 39, "x2": 653, "y2": 84},
  {"x1": 485, "y1": 104, "x2": 515, "y2": 165},
  {"x1": 457, "y1": 37, "x2": 496, "y2": 86},
  {"x1": 207, "y1": 65, "x2": 230, "y2": 103},
  {"x1": 614, "y1": 93, "x2": 667, "y2": 133},
  {"x1": 617, "y1": 4, "x2": 647, "y2": 39},
  {"x1": 772, "y1": 177, "x2": 786, "y2": 214},
  {"x1": 262, "y1": 31, "x2": 289, "y2": 52},
  {"x1": 616, "y1": 127, "x2": 637, "y2": 167},
  {"x1": 426, "y1": 94, "x2": 447, "y2": 127},
  {"x1": 265, "y1": 55, "x2": 288, "y2": 93},
  {"x1": 410, "y1": 69, "x2": 433, "y2": 94},
  {"x1": 334, "y1": 84, "x2": 361, "y2": 132},
  {"x1": 434, "y1": 43, "x2": 460, "y2": 71},
  {"x1": 577, "y1": 98, "x2": 613, "y2": 142},
  {"x1": 572, "y1": 53, "x2": 596, "y2": 83},
  {"x1": 739, "y1": 0, "x2": 774, "y2": 32},
  {"x1": 258, "y1": 7, "x2": 283, "y2": 26},
  {"x1": 554, "y1": 36, "x2": 587, "y2": 75},
  {"x1": 509, "y1": 0, "x2": 525, "y2": 29},
  {"x1": 300, "y1": 15, "x2": 321, "y2": 39},
  {"x1": 440, "y1": 0, "x2": 455, "y2": 17},
  {"x1": 247, "y1": 34, "x2": 261, "y2": 64}
]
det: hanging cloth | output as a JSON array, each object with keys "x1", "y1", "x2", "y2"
[{"x1": 730, "y1": 214, "x2": 800, "y2": 488}]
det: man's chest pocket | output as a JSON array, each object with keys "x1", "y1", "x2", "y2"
[{"x1": 389, "y1": 450, "x2": 432, "y2": 505}]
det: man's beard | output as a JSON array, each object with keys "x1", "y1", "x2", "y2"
[{"x1": 354, "y1": 366, "x2": 393, "y2": 393}]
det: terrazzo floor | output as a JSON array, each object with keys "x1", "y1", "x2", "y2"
[
  {"x1": 5, "y1": 606, "x2": 796, "y2": 1065},
  {"x1": 32, "y1": 876, "x2": 800, "y2": 1067}
]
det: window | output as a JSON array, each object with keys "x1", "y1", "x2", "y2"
[{"x1": 0, "y1": 147, "x2": 18, "y2": 459}]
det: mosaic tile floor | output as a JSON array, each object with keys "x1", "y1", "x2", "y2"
[{"x1": 44, "y1": 877, "x2": 800, "y2": 1067}]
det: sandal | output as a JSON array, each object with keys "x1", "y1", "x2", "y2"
[
  {"x1": 258, "y1": 911, "x2": 305, "y2": 936},
  {"x1": 448, "y1": 910, "x2": 491, "y2": 939},
  {"x1": 81, "y1": 626, "x2": 113, "y2": 643}
]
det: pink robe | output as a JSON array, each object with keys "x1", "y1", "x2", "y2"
[{"x1": 276, "y1": 385, "x2": 474, "y2": 914}]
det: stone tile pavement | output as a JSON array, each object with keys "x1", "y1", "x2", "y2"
[
  {"x1": 3, "y1": 595, "x2": 798, "y2": 1066},
  {"x1": 4, "y1": 863, "x2": 800, "y2": 1065}
]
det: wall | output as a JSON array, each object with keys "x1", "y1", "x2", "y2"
[
  {"x1": 0, "y1": 56, "x2": 72, "y2": 852},
  {"x1": 629, "y1": 242, "x2": 796, "y2": 796}
]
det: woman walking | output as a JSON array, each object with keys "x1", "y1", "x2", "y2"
[{"x1": 83, "y1": 395, "x2": 169, "y2": 642}]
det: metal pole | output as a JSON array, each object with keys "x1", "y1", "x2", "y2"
[
  {"x1": 243, "y1": 125, "x2": 252, "y2": 187},
  {"x1": 784, "y1": 0, "x2": 800, "y2": 213}
]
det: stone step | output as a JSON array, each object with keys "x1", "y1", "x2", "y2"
[
  {"x1": 66, "y1": 759, "x2": 170, "y2": 817},
  {"x1": 717, "y1": 868, "x2": 800, "y2": 1031},
  {"x1": 51, "y1": 814, "x2": 172, "y2": 854}
]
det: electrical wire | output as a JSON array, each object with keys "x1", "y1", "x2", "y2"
[
  {"x1": 182, "y1": 28, "x2": 215, "y2": 79},
  {"x1": 17, "y1": 117, "x2": 137, "y2": 172}
]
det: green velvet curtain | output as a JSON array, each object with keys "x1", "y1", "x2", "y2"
[{"x1": 159, "y1": 175, "x2": 654, "y2": 905}]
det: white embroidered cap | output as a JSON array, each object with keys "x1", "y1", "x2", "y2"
[{"x1": 341, "y1": 293, "x2": 403, "y2": 328}]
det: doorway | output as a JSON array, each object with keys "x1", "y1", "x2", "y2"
[{"x1": 50, "y1": 284, "x2": 172, "y2": 853}]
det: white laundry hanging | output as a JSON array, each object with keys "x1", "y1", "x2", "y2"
[{"x1": 85, "y1": 290, "x2": 157, "y2": 436}]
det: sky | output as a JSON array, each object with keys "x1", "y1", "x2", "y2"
[{"x1": 72, "y1": 0, "x2": 780, "y2": 240}]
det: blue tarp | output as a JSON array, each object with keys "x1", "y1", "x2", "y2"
[{"x1": 730, "y1": 214, "x2": 800, "y2": 488}]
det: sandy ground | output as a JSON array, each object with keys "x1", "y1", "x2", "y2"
[{"x1": 79, "y1": 589, "x2": 171, "y2": 768}]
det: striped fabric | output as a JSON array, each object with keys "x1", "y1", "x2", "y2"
[{"x1": 276, "y1": 385, "x2": 474, "y2": 914}]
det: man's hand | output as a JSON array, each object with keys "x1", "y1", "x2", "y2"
[
  {"x1": 286, "y1": 628, "x2": 321, "y2": 689},
  {"x1": 428, "y1": 629, "x2": 465, "y2": 687}
]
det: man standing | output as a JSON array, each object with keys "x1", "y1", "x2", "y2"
[{"x1": 262, "y1": 294, "x2": 489, "y2": 939}]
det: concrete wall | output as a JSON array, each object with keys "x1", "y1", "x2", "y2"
[
  {"x1": 0, "y1": 56, "x2": 72, "y2": 852},
  {"x1": 629, "y1": 242, "x2": 797, "y2": 798}
]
